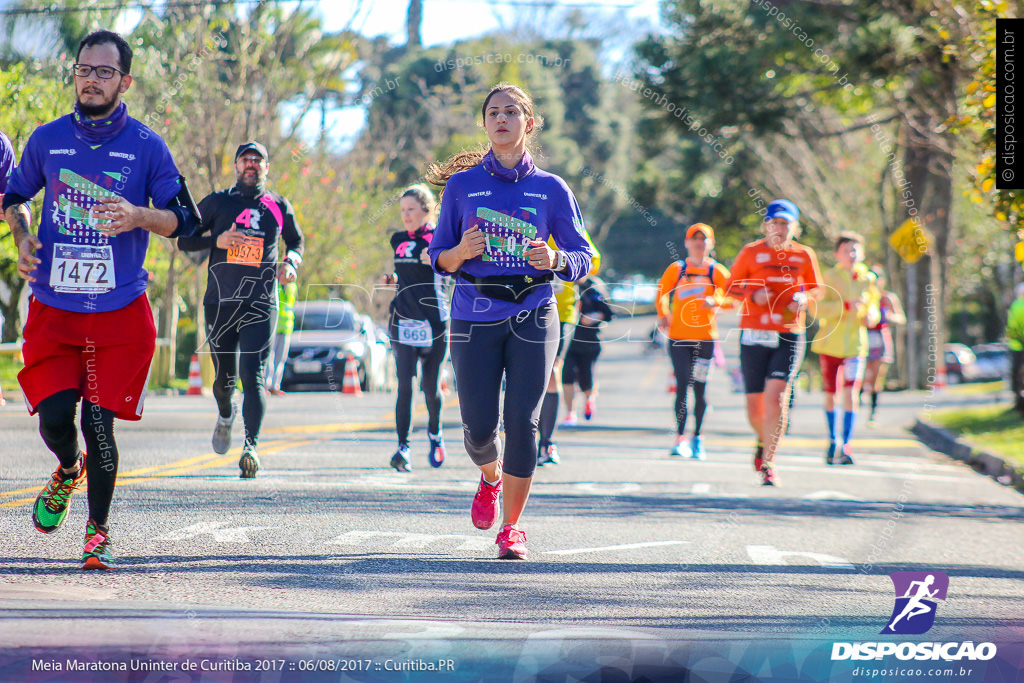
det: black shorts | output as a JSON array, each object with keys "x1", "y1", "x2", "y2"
[
  {"x1": 554, "y1": 322, "x2": 576, "y2": 362},
  {"x1": 562, "y1": 342, "x2": 601, "y2": 391},
  {"x1": 739, "y1": 331, "x2": 805, "y2": 394}
]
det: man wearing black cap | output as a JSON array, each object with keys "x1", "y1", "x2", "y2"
[{"x1": 178, "y1": 141, "x2": 304, "y2": 478}]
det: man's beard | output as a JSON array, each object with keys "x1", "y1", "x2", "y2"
[
  {"x1": 235, "y1": 170, "x2": 267, "y2": 196},
  {"x1": 77, "y1": 93, "x2": 118, "y2": 118}
]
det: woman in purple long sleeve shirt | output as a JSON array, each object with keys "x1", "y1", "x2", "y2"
[{"x1": 428, "y1": 83, "x2": 594, "y2": 560}]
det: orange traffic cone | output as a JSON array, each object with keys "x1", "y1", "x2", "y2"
[
  {"x1": 667, "y1": 370, "x2": 677, "y2": 393},
  {"x1": 187, "y1": 354, "x2": 203, "y2": 395},
  {"x1": 342, "y1": 353, "x2": 362, "y2": 395}
]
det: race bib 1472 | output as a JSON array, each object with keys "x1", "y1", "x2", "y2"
[{"x1": 51, "y1": 244, "x2": 115, "y2": 294}]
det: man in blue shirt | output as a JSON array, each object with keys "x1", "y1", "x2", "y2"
[{"x1": 3, "y1": 30, "x2": 199, "y2": 570}]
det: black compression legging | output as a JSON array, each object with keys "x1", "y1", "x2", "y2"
[
  {"x1": 36, "y1": 389, "x2": 118, "y2": 527},
  {"x1": 669, "y1": 339, "x2": 715, "y2": 436},
  {"x1": 449, "y1": 303, "x2": 559, "y2": 479},
  {"x1": 205, "y1": 303, "x2": 273, "y2": 447},
  {"x1": 393, "y1": 336, "x2": 448, "y2": 444}
]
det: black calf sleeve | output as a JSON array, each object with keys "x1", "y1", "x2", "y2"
[
  {"x1": 36, "y1": 389, "x2": 81, "y2": 470},
  {"x1": 81, "y1": 400, "x2": 118, "y2": 527}
]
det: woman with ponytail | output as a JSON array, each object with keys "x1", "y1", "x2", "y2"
[{"x1": 427, "y1": 84, "x2": 594, "y2": 559}]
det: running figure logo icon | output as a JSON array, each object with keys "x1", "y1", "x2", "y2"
[{"x1": 881, "y1": 571, "x2": 949, "y2": 635}]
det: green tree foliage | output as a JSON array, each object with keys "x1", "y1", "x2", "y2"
[{"x1": 633, "y1": 0, "x2": 983, "y2": 386}]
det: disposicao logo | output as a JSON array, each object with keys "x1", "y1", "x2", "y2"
[
  {"x1": 830, "y1": 571, "x2": 997, "y2": 663},
  {"x1": 881, "y1": 571, "x2": 948, "y2": 635}
]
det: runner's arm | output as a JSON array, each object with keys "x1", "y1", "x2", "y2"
[
  {"x1": 3, "y1": 134, "x2": 45, "y2": 281},
  {"x1": 279, "y1": 195, "x2": 304, "y2": 270},
  {"x1": 712, "y1": 264, "x2": 737, "y2": 310},
  {"x1": 177, "y1": 193, "x2": 217, "y2": 251},
  {"x1": 547, "y1": 184, "x2": 594, "y2": 281},
  {"x1": 145, "y1": 141, "x2": 201, "y2": 238},
  {"x1": 884, "y1": 292, "x2": 907, "y2": 325},
  {"x1": 3, "y1": 200, "x2": 41, "y2": 281}
]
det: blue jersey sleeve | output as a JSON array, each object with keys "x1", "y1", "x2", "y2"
[
  {"x1": 0, "y1": 132, "x2": 14, "y2": 194},
  {"x1": 428, "y1": 176, "x2": 463, "y2": 275},
  {"x1": 4, "y1": 129, "x2": 45, "y2": 202},
  {"x1": 549, "y1": 178, "x2": 593, "y2": 282},
  {"x1": 146, "y1": 134, "x2": 183, "y2": 209}
]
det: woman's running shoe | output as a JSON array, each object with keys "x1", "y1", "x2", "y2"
[
  {"x1": 496, "y1": 524, "x2": 528, "y2": 559},
  {"x1": 825, "y1": 441, "x2": 837, "y2": 465},
  {"x1": 760, "y1": 462, "x2": 778, "y2": 486},
  {"x1": 471, "y1": 474, "x2": 502, "y2": 529},
  {"x1": 81, "y1": 519, "x2": 113, "y2": 570},
  {"x1": 835, "y1": 444, "x2": 855, "y2": 466},
  {"x1": 689, "y1": 435, "x2": 706, "y2": 460},
  {"x1": 32, "y1": 454, "x2": 86, "y2": 534},
  {"x1": 669, "y1": 436, "x2": 688, "y2": 457},
  {"x1": 753, "y1": 443, "x2": 764, "y2": 472},
  {"x1": 584, "y1": 396, "x2": 596, "y2": 421},
  {"x1": 560, "y1": 411, "x2": 578, "y2": 427},
  {"x1": 390, "y1": 444, "x2": 412, "y2": 472}
]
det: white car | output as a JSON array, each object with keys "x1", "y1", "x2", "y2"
[{"x1": 282, "y1": 300, "x2": 394, "y2": 392}]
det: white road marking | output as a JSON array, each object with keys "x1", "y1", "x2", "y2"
[
  {"x1": 154, "y1": 521, "x2": 279, "y2": 543},
  {"x1": 574, "y1": 482, "x2": 642, "y2": 494},
  {"x1": 544, "y1": 541, "x2": 689, "y2": 556},
  {"x1": 691, "y1": 483, "x2": 712, "y2": 494},
  {"x1": 326, "y1": 530, "x2": 493, "y2": 551},
  {"x1": 746, "y1": 544, "x2": 854, "y2": 570},
  {"x1": 804, "y1": 490, "x2": 865, "y2": 502}
]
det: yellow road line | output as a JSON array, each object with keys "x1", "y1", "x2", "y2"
[
  {"x1": 2, "y1": 400, "x2": 459, "y2": 505},
  {"x1": 1, "y1": 437, "x2": 319, "y2": 508}
]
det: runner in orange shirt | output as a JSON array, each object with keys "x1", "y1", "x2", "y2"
[
  {"x1": 726, "y1": 200, "x2": 822, "y2": 485},
  {"x1": 656, "y1": 223, "x2": 730, "y2": 459}
]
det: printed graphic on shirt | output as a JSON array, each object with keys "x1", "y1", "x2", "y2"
[
  {"x1": 53, "y1": 169, "x2": 119, "y2": 244},
  {"x1": 227, "y1": 208, "x2": 265, "y2": 265},
  {"x1": 474, "y1": 207, "x2": 539, "y2": 266}
]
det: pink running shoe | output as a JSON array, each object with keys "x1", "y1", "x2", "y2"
[
  {"x1": 471, "y1": 474, "x2": 502, "y2": 529},
  {"x1": 496, "y1": 524, "x2": 528, "y2": 559},
  {"x1": 560, "y1": 411, "x2": 578, "y2": 427},
  {"x1": 584, "y1": 396, "x2": 596, "y2": 421}
]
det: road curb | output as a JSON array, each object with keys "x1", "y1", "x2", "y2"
[{"x1": 912, "y1": 418, "x2": 1024, "y2": 494}]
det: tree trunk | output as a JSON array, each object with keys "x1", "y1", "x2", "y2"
[{"x1": 407, "y1": 0, "x2": 422, "y2": 48}]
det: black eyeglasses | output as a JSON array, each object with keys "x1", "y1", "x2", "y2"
[{"x1": 72, "y1": 63, "x2": 126, "y2": 80}]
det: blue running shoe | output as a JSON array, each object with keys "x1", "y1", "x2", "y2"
[
  {"x1": 825, "y1": 441, "x2": 837, "y2": 465},
  {"x1": 669, "y1": 436, "x2": 688, "y2": 457},
  {"x1": 427, "y1": 433, "x2": 446, "y2": 468},
  {"x1": 689, "y1": 435, "x2": 706, "y2": 460}
]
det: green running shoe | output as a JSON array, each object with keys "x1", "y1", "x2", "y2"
[{"x1": 32, "y1": 454, "x2": 86, "y2": 534}]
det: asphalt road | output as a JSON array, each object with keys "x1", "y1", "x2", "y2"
[{"x1": 1, "y1": 312, "x2": 1021, "y2": 681}]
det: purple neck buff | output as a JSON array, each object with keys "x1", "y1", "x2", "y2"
[
  {"x1": 72, "y1": 101, "x2": 129, "y2": 147},
  {"x1": 482, "y1": 148, "x2": 535, "y2": 183}
]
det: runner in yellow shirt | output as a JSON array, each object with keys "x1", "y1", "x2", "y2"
[{"x1": 810, "y1": 231, "x2": 880, "y2": 466}]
